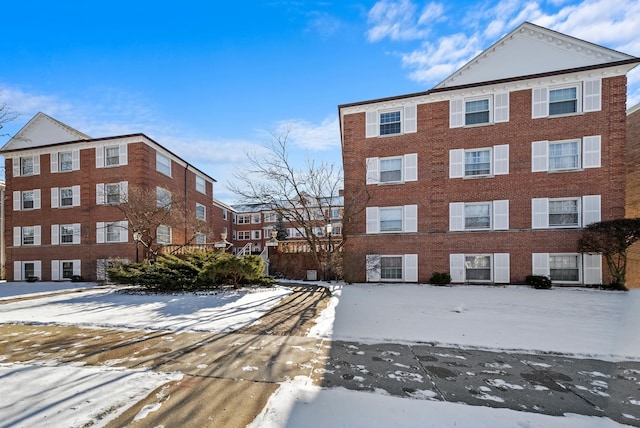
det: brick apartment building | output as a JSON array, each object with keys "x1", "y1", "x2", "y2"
[
  {"x1": 339, "y1": 22, "x2": 640, "y2": 285},
  {"x1": 627, "y1": 103, "x2": 640, "y2": 288},
  {"x1": 1, "y1": 112, "x2": 217, "y2": 281}
]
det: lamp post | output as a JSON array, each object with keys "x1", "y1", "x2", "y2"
[
  {"x1": 133, "y1": 231, "x2": 141, "y2": 263},
  {"x1": 214, "y1": 232, "x2": 232, "y2": 252},
  {"x1": 326, "y1": 223, "x2": 333, "y2": 282},
  {"x1": 265, "y1": 228, "x2": 279, "y2": 276}
]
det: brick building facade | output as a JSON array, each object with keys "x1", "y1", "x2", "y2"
[
  {"x1": 339, "y1": 22, "x2": 639, "y2": 285},
  {"x1": 627, "y1": 103, "x2": 640, "y2": 288},
  {"x1": 2, "y1": 112, "x2": 217, "y2": 281}
]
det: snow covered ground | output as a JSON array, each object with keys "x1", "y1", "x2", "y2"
[{"x1": 0, "y1": 281, "x2": 637, "y2": 427}]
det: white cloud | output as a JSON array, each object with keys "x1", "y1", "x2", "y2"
[
  {"x1": 367, "y1": 0, "x2": 440, "y2": 42},
  {"x1": 272, "y1": 115, "x2": 340, "y2": 151}
]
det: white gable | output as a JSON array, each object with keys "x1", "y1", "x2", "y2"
[
  {"x1": 436, "y1": 22, "x2": 636, "y2": 89},
  {"x1": 1, "y1": 112, "x2": 90, "y2": 151}
]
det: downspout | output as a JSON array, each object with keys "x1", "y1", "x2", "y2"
[{"x1": 184, "y1": 163, "x2": 189, "y2": 242}]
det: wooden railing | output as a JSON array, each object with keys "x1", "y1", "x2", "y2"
[
  {"x1": 159, "y1": 244, "x2": 220, "y2": 255},
  {"x1": 279, "y1": 239, "x2": 343, "y2": 253}
]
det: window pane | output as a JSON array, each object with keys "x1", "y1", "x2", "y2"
[
  {"x1": 106, "y1": 184, "x2": 120, "y2": 204},
  {"x1": 157, "y1": 225, "x2": 171, "y2": 244},
  {"x1": 62, "y1": 262, "x2": 74, "y2": 279},
  {"x1": 380, "y1": 208, "x2": 403, "y2": 232},
  {"x1": 105, "y1": 147, "x2": 120, "y2": 166},
  {"x1": 549, "y1": 88, "x2": 577, "y2": 115},
  {"x1": 549, "y1": 200, "x2": 579, "y2": 226},
  {"x1": 24, "y1": 263, "x2": 35, "y2": 278},
  {"x1": 465, "y1": 204, "x2": 491, "y2": 229},
  {"x1": 156, "y1": 153, "x2": 171, "y2": 175},
  {"x1": 381, "y1": 256, "x2": 403, "y2": 279},
  {"x1": 465, "y1": 99, "x2": 490, "y2": 125},
  {"x1": 60, "y1": 188, "x2": 73, "y2": 206},
  {"x1": 465, "y1": 255, "x2": 491, "y2": 281},
  {"x1": 22, "y1": 191, "x2": 34, "y2": 209},
  {"x1": 380, "y1": 158, "x2": 402, "y2": 182},
  {"x1": 196, "y1": 176, "x2": 206, "y2": 193},
  {"x1": 61, "y1": 225, "x2": 74, "y2": 243},
  {"x1": 21, "y1": 157, "x2": 34, "y2": 175},
  {"x1": 465, "y1": 150, "x2": 491, "y2": 176},
  {"x1": 22, "y1": 227, "x2": 34, "y2": 245},
  {"x1": 549, "y1": 141, "x2": 579, "y2": 170},
  {"x1": 379, "y1": 111, "x2": 401, "y2": 135},
  {"x1": 106, "y1": 224, "x2": 120, "y2": 242},
  {"x1": 550, "y1": 255, "x2": 579, "y2": 281},
  {"x1": 60, "y1": 152, "x2": 73, "y2": 171}
]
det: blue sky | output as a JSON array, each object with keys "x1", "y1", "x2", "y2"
[{"x1": 1, "y1": 0, "x2": 638, "y2": 203}]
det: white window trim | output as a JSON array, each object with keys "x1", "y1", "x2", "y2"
[
  {"x1": 51, "y1": 149, "x2": 80, "y2": 173},
  {"x1": 156, "y1": 152, "x2": 172, "y2": 177},
  {"x1": 14, "y1": 261, "x2": 42, "y2": 281},
  {"x1": 450, "y1": 145, "x2": 509, "y2": 178},
  {"x1": 366, "y1": 153, "x2": 418, "y2": 184},
  {"x1": 196, "y1": 203, "x2": 206, "y2": 221},
  {"x1": 97, "y1": 221, "x2": 129, "y2": 243},
  {"x1": 464, "y1": 96, "x2": 493, "y2": 126},
  {"x1": 450, "y1": 253, "x2": 510, "y2": 284},
  {"x1": 532, "y1": 79, "x2": 600, "y2": 119},
  {"x1": 14, "y1": 189, "x2": 41, "y2": 211},
  {"x1": 366, "y1": 105, "x2": 418, "y2": 138},
  {"x1": 532, "y1": 136, "x2": 601, "y2": 173},
  {"x1": 366, "y1": 205, "x2": 417, "y2": 234},
  {"x1": 449, "y1": 200, "x2": 509, "y2": 231},
  {"x1": 365, "y1": 254, "x2": 418, "y2": 283},
  {"x1": 51, "y1": 259, "x2": 81, "y2": 280},
  {"x1": 157, "y1": 225, "x2": 172, "y2": 245},
  {"x1": 96, "y1": 144, "x2": 128, "y2": 168},
  {"x1": 450, "y1": 93, "x2": 510, "y2": 129},
  {"x1": 195, "y1": 175, "x2": 207, "y2": 194},
  {"x1": 52, "y1": 223, "x2": 81, "y2": 245}
]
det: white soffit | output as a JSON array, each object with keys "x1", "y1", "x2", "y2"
[
  {"x1": 436, "y1": 22, "x2": 635, "y2": 89},
  {"x1": 1, "y1": 112, "x2": 90, "y2": 151}
]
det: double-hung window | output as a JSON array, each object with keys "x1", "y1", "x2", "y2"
[
  {"x1": 106, "y1": 184, "x2": 121, "y2": 204},
  {"x1": 237, "y1": 214, "x2": 250, "y2": 224},
  {"x1": 532, "y1": 136, "x2": 600, "y2": 172},
  {"x1": 549, "y1": 86, "x2": 578, "y2": 116},
  {"x1": 366, "y1": 254, "x2": 418, "y2": 282},
  {"x1": 195, "y1": 233, "x2": 206, "y2": 244},
  {"x1": 379, "y1": 158, "x2": 402, "y2": 182},
  {"x1": 366, "y1": 154, "x2": 418, "y2": 184},
  {"x1": 366, "y1": 205, "x2": 417, "y2": 234},
  {"x1": 465, "y1": 255, "x2": 492, "y2": 281},
  {"x1": 106, "y1": 224, "x2": 121, "y2": 242},
  {"x1": 60, "y1": 187, "x2": 74, "y2": 207},
  {"x1": 549, "y1": 199, "x2": 579, "y2": 227},
  {"x1": 156, "y1": 152, "x2": 171, "y2": 176},
  {"x1": 196, "y1": 203, "x2": 206, "y2": 221},
  {"x1": 380, "y1": 256, "x2": 403, "y2": 280},
  {"x1": 21, "y1": 157, "x2": 34, "y2": 175},
  {"x1": 60, "y1": 225, "x2": 75, "y2": 244},
  {"x1": 464, "y1": 203, "x2": 491, "y2": 230},
  {"x1": 157, "y1": 225, "x2": 172, "y2": 244},
  {"x1": 465, "y1": 149, "x2": 491, "y2": 176},
  {"x1": 549, "y1": 140, "x2": 580, "y2": 171},
  {"x1": 450, "y1": 253, "x2": 510, "y2": 284},
  {"x1": 14, "y1": 226, "x2": 41, "y2": 246},
  {"x1": 22, "y1": 191, "x2": 35, "y2": 209},
  {"x1": 59, "y1": 151, "x2": 73, "y2": 171},
  {"x1": 105, "y1": 146, "x2": 120, "y2": 166},
  {"x1": 550, "y1": 255, "x2": 580, "y2": 282},
  {"x1": 156, "y1": 187, "x2": 172, "y2": 208},
  {"x1": 195, "y1": 175, "x2": 206, "y2": 194},
  {"x1": 379, "y1": 207, "x2": 403, "y2": 232},
  {"x1": 238, "y1": 231, "x2": 250, "y2": 240},
  {"x1": 22, "y1": 227, "x2": 35, "y2": 245},
  {"x1": 97, "y1": 144, "x2": 127, "y2": 168},
  {"x1": 379, "y1": 111, "x2": 401, "y2": 135},
  {"x1": 465, "y1": 98, "x2": 490, "y2": 125}
]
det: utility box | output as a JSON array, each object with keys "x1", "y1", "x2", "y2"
[{"x1": 306, "y1": 270, "x2": 317, "y2": 281}]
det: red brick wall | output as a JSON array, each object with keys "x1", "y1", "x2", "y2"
[
  {"x1": 626, "y1": 106, "x2": 640, "y2": 288},
  {"x1": 342, "y1": 76, "x2": 627, "y2": 284}
]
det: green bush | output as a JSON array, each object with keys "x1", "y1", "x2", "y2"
[
  {"x1": 108, "y1": 251, "x2": 273, "y2": 291},
  {"x1": 429, "y1": 272, "x2": 451, "y2": 285},
  {"x1": 526, "y1": 275, "x2": 552, "y2": 289}
]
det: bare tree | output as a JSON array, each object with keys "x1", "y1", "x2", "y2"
[
  {"x1": 0, "y1": 103, "x2": 18, "y2": 137},
  {"x1": 579, "y1": 218, "x2": 640, "y2": 289},
  {"x1": 229, "y1": 128, "x2": 361, "y2": 280},
  {"x1": 110, "y1": 185, "x2": 210, "y2": 260}
]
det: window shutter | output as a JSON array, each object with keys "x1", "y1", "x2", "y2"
[
  {"x1": 583, "y1": 135, "x2": 601, "y2": 169},
  {"x1": 96, "y1": 222, "x2": 105, "y2": 243},
  {"x1": 582, "y1": 195, "x2": 601, "y2": 226},
  {"x1": 366, "y1": 157, "x2": 379, "y2": 184},
  {"x1": 366, "y1": 255, "x2": 381, "y2": 282},
  {"x1": 34, "y1": 261, "x2": 41, "y2": 279},
  {"x1": 14, "y1": 261, "x2": 22, "y2": 281},
  {"x1": 33, "y1": 189, "x2": 41, "y2": 209},
  {"x1": 532, "y1": 87, "x2": 548, "y2": 118},
  {"x1": 494, "y1": 92, "x2": 509, "y2": 123},
  {"x1": 583, "y1": 254, "x2": 602, "y2": 285},
  {"x1": 51, "y1": 224, "x2": 59, "y2": 245},
  {"x1": 493, "y1": 253, "x2": 510, "y2": 283},
  {"x1": 449, "y1": 149, "x2": 465, "y2": 178},
  {"x1": 96, "y1": 184, "x2": 105, "y2": 205},
  {"x1": 51, "y1": 260, "x2": 60, "y2": 281},
  {"x1": 404, "y1": 153, "x2": 417, "y2": 182},
  {"x1": 404, "y1": 254, "x2": 418, "y2": 282},
  {"x1": 404, "y1": 105, "x2": 417, "y2": 133},
  {"x1": 119, "y1": 143, "x2": 128, "y2": 165},
  {"x1": 119, "y1": 221, "x2": 129, "y2": 242},
  {"x1": 73, "y1": 260, "x2": 81, "y2": 276},
  {"x1": 449, "y1": 99, "x2": 464, "y2": 128},
  {"x1": 51, "y1": 152, "x2": 58, "y2": 173},
  {"x1": 96, "y1": 146, "x2": 104, "y2": 168},
  {"x1": 403, "y1": 205, "x2": 417, "y2": 233},
  {"x1": 532, "y1": 253, "x2": 550, "y2": 277},
  {"x1": 33, "y1": 155, "x2": 40, "y2": 175},
  {"x1": 12, "y1": 159, "x2": 20, "y2": 178},
  {"x1": 532, "y1": 198, "x2": 549, "y2": 229},
  {"x1": 366, "y1": 111, "x2": 378, "y2": 138},
  {"x1": 450, "y1": 254, "x2": 465, "y2": 283},
  {"x1": 493, "y1": 145, "x2": 509, "y2": 175},
  {"x1": 366, "y1": 207, "x2": 379, "y2": 234},
  {"x1": 34, "y1": 226, "x2": 41, "y2": 246},
  {"x1": 72, "y1": 185, "x2": 81, "y2": 206},
  {"x1": 120, "y1": 181, "x2": 128, "y2": 202},
  {"x1": 449, "y1": 202, "x2": 465, "y2": 231},
  {"x1": 583, "y1": 79, "x2": 601, "y2": 112},
  {"x1": 531, "y1": 141, "x2": 549, "y2": 172},
  {"x1": 493, "y1": 200, "x2": 509, "y2": 230},
  {"x1": 13, "y1": 191, "x2": 21, "y2": 211},
  {"x1": 13, "y1": 227, "x2": 21, "y2": 247},
  {"x1": 73, "y1": 224, "x2": 81, "y2": 244},
  {"x1": 72, "y1": 149, "x2": 80, "y2": 170},
  {"x1": 51, "y1": 188, "x2": 59, "y2": 208}
]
